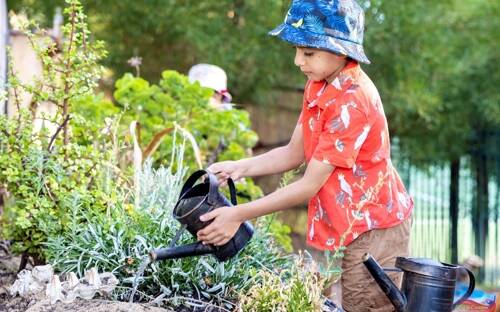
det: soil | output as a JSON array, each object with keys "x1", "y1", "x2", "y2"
[
  {"x1": 25, "y1": 299, "x2": 171, "y2": 312},
  {"x1": 0, "y1": 241, "x2": 29, "y2": 312}
]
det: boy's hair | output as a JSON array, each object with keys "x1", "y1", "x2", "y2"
[{"x1": 296, "y1": 45, "x2": 356, "y2": 63}]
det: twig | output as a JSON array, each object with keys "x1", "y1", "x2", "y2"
[
  {"x1": 9, "y1": 67, "x2": 23, "y2": 133},
  {"x1": 48, "y1": 114, "x2": 71, "y2": 152},
  {"x1": 207, "y1": 140, "x2": 227, "y2": 166},
  {"x1": 43, "y1": 180, "x2": 57, "y2": 203},
  {"x1": 61, "y1": 3, "x2": 77, "y2": 146}
]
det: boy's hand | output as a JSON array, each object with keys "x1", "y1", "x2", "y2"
[
  {"x1": 207, "y1": 160, "x2": 246, "y2": 185},
  {"x1": 197, "y1": 206, "x2": 243, "y2": 246}
]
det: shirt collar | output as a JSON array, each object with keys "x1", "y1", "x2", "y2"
[{"x1": 305, "y1": 61, "x2": 360, "y2": 110}]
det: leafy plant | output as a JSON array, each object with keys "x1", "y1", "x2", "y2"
[
  {"x1": 1, "y1": 0, "x2": 114, "y2": 260},
  {"x1": 44, "y1": 146, "x2": 293, "y2": 310},
  {"x1": 238, "y1": 254, "x2": 325, "y2": 312},
  {"x1": 113, "y1": 70, "x2": 263, "y2": 202}
]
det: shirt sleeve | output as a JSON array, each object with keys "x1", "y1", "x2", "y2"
[{"x1": 313, "y1": 100, "x2": 370, "y2": 168}]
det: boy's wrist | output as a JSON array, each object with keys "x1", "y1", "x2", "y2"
[
  {"x1": 236, "y1": 158, "x2": 251, "y2": 177},
  {"x1": 236, "y1": 202, "x2": 253, "y2": 222}
]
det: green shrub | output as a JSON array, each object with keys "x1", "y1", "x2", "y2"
[
  {"x1": 0, "y1": 110, "x2": 114, "y2": 257},
  {"x1": 113, "y1": 70, "x2": 262, "y2": 202},
  {"x1": 1, "y1": 0, "x2": 113, "y2": 258},
  {"x1": 44, "y1": 148, "x2": 293, "y2": 309}
]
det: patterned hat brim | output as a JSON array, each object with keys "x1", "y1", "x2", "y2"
[{"x1": 269, "y1": 23, "x2": 371, "y2": 64}]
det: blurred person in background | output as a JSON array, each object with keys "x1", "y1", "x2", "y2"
[{"x1": 188, "y1": 63, "x2": 233, "y2": 111}]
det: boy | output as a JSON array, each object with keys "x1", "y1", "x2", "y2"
[{"x1": 197, "y1": 1, "x2": 413, "y2": 310}]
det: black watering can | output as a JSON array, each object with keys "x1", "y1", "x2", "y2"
[
  {"x1": 149, "y1": 170, "x2": 254, "y2": 262},
  {"x1": 362, "y1": 253, "x2": 475, "y2": 312}
]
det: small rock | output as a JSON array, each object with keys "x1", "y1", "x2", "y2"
[
  {"x1": 32, "y1": 265, "x2": 54, "y2": 284},
  {"x1": 67, "y1": 272, "x2": 79, "y2": 288},
  {"x1": 98, "y1": 272, "x2": 118, "y2": 296},
  {"x1": 9, "y1": 269, "x2": 44, "y2": 298},
  {"x1": 46, "y1": 275, "x2": 64, "y2": 304},
  {"x1": 85, "y1": 267, "x2": 102, "y2": 287}
]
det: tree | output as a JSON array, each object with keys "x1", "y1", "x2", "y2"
[
  {"x1": 7, "y1": 0, "x2": 301, "y2": 104},
  {"x1": 363, "y1": 0, "x2": 500, "y2": 272}
]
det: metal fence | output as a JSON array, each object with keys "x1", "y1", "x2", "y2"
[{"x1": 392, "y1": 133, "x2": 500, "y2": 286}]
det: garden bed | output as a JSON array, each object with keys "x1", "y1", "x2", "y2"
[{"x1": 0, "y1": 242, "x2": 170, "y2": 312}]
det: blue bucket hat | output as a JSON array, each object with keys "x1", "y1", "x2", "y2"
[{"x1": 269, "y1": 0, "x2": 370, "y2": 64}]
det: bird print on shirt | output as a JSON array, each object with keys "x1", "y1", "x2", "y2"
[
  {"x1": 329, "y1": 117, "x2": 344, "y2": 133},
  {"x1": 309, "y1": 117, "x2": 315, "y2": 131},
  {"x1": 332, "y1": 77, "x2": 342, "y2": 90},
  {"x1": 353, "y1": 164, "x2": 367, "y2": 178},
  {"x1": 386, "y1": 200, "x2": 394, "y2": 213},
  {"x1": 346, "y1": 83, "x2": 359, "y2": 94},
  {"x1": 335, "y1": 139, "x2": 345, "y2": 152},
  {"x1": 340, "y1": 102, "x2": 357, "y2": 129},
  {"x1": 354, "y1": 125, "x2": 371, "y2": 150},
  {"x1": 317, "y1": 197, "x2": 324, "y2": 219},
  {"x1": 397, "y1": 211, "x2": 404, "y2": 221},
  {"x1": 336, "y1": 191, "x2": 346, "y2": 205},
  {"x1": 338, "y1": 173, "x2": 353, "y2": 197},
  {"x1": 365, "y1": 210, "x2": 373, "y2": 230},
  {"x1": 398, "y1": 191, "x2": 409, "y2": 210},
  {"x1": 351, "y1": 210, "x2": 364, "y2": 220}
]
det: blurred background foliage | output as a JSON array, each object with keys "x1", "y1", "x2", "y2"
[
  {"x1": 8, "y1": 0, "x2": 500, "y2": 167},
  {"x1": 364, "y1": 0, "x2": 500, "y2": 164},
  {"x1": 8, "y1": 0, "x2": 298, "y2": 105}
]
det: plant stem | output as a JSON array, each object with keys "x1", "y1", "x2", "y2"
[
  {"x1": 62, "y1": 3, "x2": 77, "y2": 146},
  {"x1": 48, "y1": 114, "x2": 71, "y2": 152}
]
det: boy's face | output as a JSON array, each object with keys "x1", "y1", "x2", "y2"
[{"x1": 294, "y1": 47, "x2": 347, "y2": 83}]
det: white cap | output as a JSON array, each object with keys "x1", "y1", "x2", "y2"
[{"x1": 188, "y1": 64, "x2": 232, "y2": 103}]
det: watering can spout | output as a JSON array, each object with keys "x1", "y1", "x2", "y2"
[
  {"x1": 362, "y1": 253, "x2": 407, "y2": 312},
  {"x1": 150, "y1": 242, "x2": 215, "y2": 262}
]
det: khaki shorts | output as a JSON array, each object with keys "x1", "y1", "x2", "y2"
[{"x1": 341, "y1": 217, "x2": 412, "y2": 312}]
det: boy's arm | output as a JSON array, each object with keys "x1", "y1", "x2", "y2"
[
  {"x1": 210, "y1": 123, "x2": 305, "y2": 180},
  {"x1": 241, "y1": 123, "x2": 305, "y2": 176},
  {"x1": 239, "y1": 157, "x2": 333, "y2": 219},
  {"x1": 198, "y1": 158, "x2": 334, "y2": 245}
]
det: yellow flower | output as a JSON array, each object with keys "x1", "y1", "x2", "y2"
[{"x1": 125, "y1": 203, "x2": 135, "y2": 215}]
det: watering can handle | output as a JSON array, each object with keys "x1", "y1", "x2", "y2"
[
  {"x1": 226, "y1": 178, "x2": 237, "y2": 205},
  {"x1": 452, "y1": 267, "x2": 475, "y2": 310},
  {"x1": 179, "y1": 170, "x2": 237, "y2": 206}
]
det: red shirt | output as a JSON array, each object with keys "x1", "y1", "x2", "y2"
[{"x1": 300, "y1": 61, "x2": 413, "y2": 250}]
